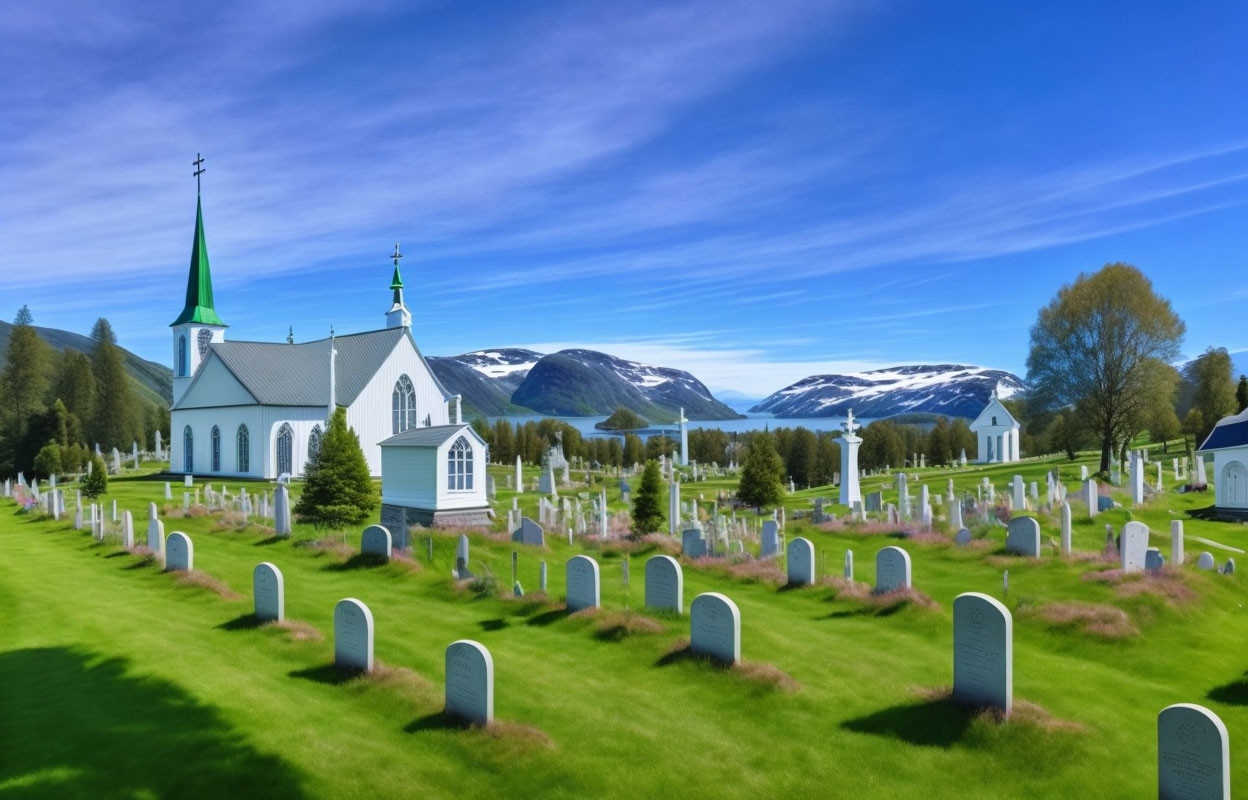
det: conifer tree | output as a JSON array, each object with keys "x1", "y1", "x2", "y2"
[
  {"x1": 1, "y1": 306, "x2": 53, "y2": 473},
  {"x1": 294, "y1": 407, "x2": 377, "y2": 528},
  {"x1": 631, "y1": 459, "x2": 664, "y2": 536},
  {"x1": 33, "y1": 441, "x2": 62, "y2": 480},
  {"x1": 82, "y1": 454, "x2": 108, "y2": 498},
  {"x1": 89, "y1": 318, "x2": 141, "y2": 449},
  {"x1": 737, "y1": 432, "x2": 785, "y2": 512},
  {"x1": 1237, "y1": 375, "x2": 1248, "y2": 414}
]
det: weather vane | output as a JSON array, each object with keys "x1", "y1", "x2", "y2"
[
  {"x1": 193, "y1": 153, "x2": 205, "y2": 193},
  {"x1": 392, "y1": 242, "x2": 403, "y2": 267}
]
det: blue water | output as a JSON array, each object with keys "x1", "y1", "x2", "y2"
[{"x1": 486, "y1": 413, "x2": 863, "y2": 437}]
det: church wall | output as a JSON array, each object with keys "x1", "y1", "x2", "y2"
[
  {"x1": 175, "y1": 354, "x2": 256, "y2": 409},
  {"x1": 171, "y1": 406, "x2": 266, "y2": 478},
  {"x1": 258, "y1": 407, "x2": 334, "y2": 479},
  {"x1": 380, "y1": 446, "x2": 438, "y2": 509}
]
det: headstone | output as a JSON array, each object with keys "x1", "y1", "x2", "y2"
[
  {"x1": 786, "y1": 537, "x2": 815, "y2": 586},
  {"x1": 952, "y1": 592, "x2": 1013, "y2": 715},
  {"x1": 165, "y1": 531, "x2": 193, "y2": 572},
  {"x1": 361, "y1": 525, "x2": 392, "y2": 560},
  {"x1": 1157, "y1": 703, "x2": 1230, "y2": 799},
  {"x1": 1131, "y1": 453, "x2": 1145, "y2": 505},
  {"x1": 539, "y1": 561, "x2": 547, "y2": 592},
  {"x1": 1005, "y1": 516, "x2": 1041, "y2": 557},
  {"x1": 844, "y1": 549, "x2": 854, "y2": 580},
  {"x1": 565, "y1": 555, "x2": 600, "y2": 612},
  {"x1": 760, "y1": 520, "x2": 780, "y2": 557},
  {"x1": 949, "y1": 497, "x2": 963, "y2": 530},
  {"x1": 512, "y1": 517, "x2": 545, "y2": 546},
  {"x1": 874, "y1": 546, "x2": 912, "y2": 593},
  {"x1": 334, "y1": 598, "x2": 374, "y2": 672},
  {"x1": 253, "y1": 562, "x2": 284, "y2": 622},
  {"x1": 864, "y1": 491, "x2": 883, "y2": 513},
  {"x1": 682, "y1": 527, "x2": 707, "y2": 558},
  {"x1": 1196, "y1": 455, "x2": 1208, "y2": 485},
  {"x1": 120, "y1": 510, "x2": 134, "y2": 548},
  {"x1": 184, "y1": 474, "x2": 193, "y2": 487},
  {"x1": 1119, "y1": 521, "x2": 1149, "y2": 573},
  {"x1": 1171, "y1": 520, "x2": 1185, "y2": 566},
  {"x1": 1084, "y1": 479, "x2": 1099, "y2": 518},
  {"x1": 453, "y1": 534, "x2": 473, "y2": 579},
  {"x1": 1145, "y1": 548, "x2": 1165, "y2": 572},
  {"x1": 1197, "y1": 552, "x2": 1216, "y2": 570},
  {"x1": 955, "y1": 528, "x2": 972, "y2": 546},
  {"x1": 1060, "y1": 502, "x2": 1072, "y2": 555},
  {"x1": 274, "y1": 485, "x2": 292, "y2": 536},
  {"x1": 690, "y1": 592, "x2": 741, "y2": 665},
  {"x1": 1223, "y1": 559, "x2": 1236, "y2": 576},
  {"x1": 1012, "y1": 475, "x2": 1025, "y2": 511},
  {"x1": 445, "y1": 640, "x2": 494, "y2": 725},
  {"x1": 645, "y1": 555, "x2": 683, "y2": 613}
]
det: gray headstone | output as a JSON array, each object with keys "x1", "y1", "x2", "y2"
[
  {"x1": 955, "y1": 528, "x2": 972, "y2": 546},
  {"x1": 565, "y1": 555, "x2": 600, "y2": 612},
  {"x1": 953, "y1": 592, "x2": 1012, "y2": 715},
  {"x1": 1005, "y1": 516, "x2": 1041, "y2": 557},
  {"x1": 1197, "y1": 552, "x2": 1216, "y2": 570},
  {"x1": 690, "y1": 592, "x2": 741, "y2": 665},
  {"x1": 453, "y1": 534, "x2": 473, "y2": 579},
  {"x1": 1223, "y1": 559, "x2": 1236, "y2": 576},
  {"x1": 874, "y1": 546, "x2": 912, "y2": 593},
  {"x1": 865, "y1": 491, "x2": 883, "y2": 513},
  {"x1": 274, "y1": 485, "x2": 292, "y2": 536},
  {"x1": 1120, "y1": 521, "x2": 1149, "y2": 573},
  {"x1": 1157, "y1": 703, "x2": 1230, "y2": 799},
  {"x1": 253, "y1": 562, "x2": 284, "y2": 622},
  {"x1": 445, "y1": 639, "x2": 494, "y2": 725},
  {"x1": 1145, "y1": 548, "x2": 1165, "y2": 573},
  {"x1": 786, "y1": 537, "x2": 815, "y2": 586},
  {"x1": 760, "y1": 520, "x2": 780, "y2": 557},
  {"x1": 165, "y1": 531, "x2": 193, "y2": 572},
  {"x1": 361, "y1": 525, "x2": 392, "y2": 560},
  {"x1": 844, "y1": 549, "x2": 854, "y2": 580},
  {"x1": 512, "y1": 517, "x2": 545, "y2": 547},
  {"x1": 334, "y1": 598, "x2": 374, "y2": 672},
  {"x1": 682, "y1": 527, "x2": 707, "y2": 558},
  {"x1": 644, "y1": 555, "x2": 683, "y2": 613}
]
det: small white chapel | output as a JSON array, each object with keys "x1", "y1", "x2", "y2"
[{"x1": 969, "y1": 391, "x2": 1020, "y2": 463}]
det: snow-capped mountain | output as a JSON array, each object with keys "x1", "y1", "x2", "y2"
[
  {"x1": 751, "y1": 364, "x2": 1026, "y2": 419},
  {"x1": 426, "y1": 349, "x2": 544, "y2": 417}
]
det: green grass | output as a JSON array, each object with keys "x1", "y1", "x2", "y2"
[{"x1": 1, "y1": 447, "x2": 1246, "y2": 799}]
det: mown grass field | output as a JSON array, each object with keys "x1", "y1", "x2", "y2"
[{"x1": 1, "y1": 446, "x2": 1245, "y2": 798}]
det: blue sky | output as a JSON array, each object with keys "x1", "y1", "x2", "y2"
[{"x1": 1, "y1": 0, "x2": 1246, "y2": 395}]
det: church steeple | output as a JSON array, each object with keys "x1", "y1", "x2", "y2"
[
  {"x1": 386, "y1": 242, "x2": 411, "y2": 329},
  {"x1": 171, "y1": 192, "x2": 227, "y2": 327}
]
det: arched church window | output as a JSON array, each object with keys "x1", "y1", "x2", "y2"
[
  {"x1": 448, "y1": 436, "x2": 473, "y2": 491},
  {"x1": 211, "y1": 425, "x2": 221, "y2": 472},
  {"x1": 198, "y1": 329, "x2": 213, "y2": 355},
  {"x1": 308, "y1": 425, "x2": 323, "y2": 465},
  {"x1": 392, "y1": 375, "x2": 416, "y2": 434},
  {"x1": 178, "y1": 335, "x2": 188, "y2": 377},
  {"x1": 276, "y1": 424, "x2": 293, "y2": 477},
  {"x1": 237, "y1": 425, "x2": 250, "y2": 473},
  {"x1": 183, "y1": 426, "x2": 194, "y2": 472}
]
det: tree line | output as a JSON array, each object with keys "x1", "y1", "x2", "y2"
[{"x1": 0, "y1": 307, "x2": 169, "y2": 478}]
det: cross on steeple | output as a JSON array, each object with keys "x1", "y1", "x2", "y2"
[
  {"x1": 193, "y1": 153, "x2": 205, "y2": 194},
  {"x1": 391, "y1": 242, "x2": 403, "y2": 267}
]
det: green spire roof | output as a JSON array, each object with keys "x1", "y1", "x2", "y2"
[
  {"x1": 171, "y1": 194, "x2": 227, "y2": 327},
  {"x1": 389, "y1": 264, "x2": 404, "y2": 290}
]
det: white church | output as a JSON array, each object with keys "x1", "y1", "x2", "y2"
[
  {"x1": 1197, "y1": 408, "x2": 1248, "y2": 517},
  {"x1": 969, "y1": 391, "x2": 1020, "y2": 463},
  {"x1": 168, "y1": 190, "x2": 490, "y2": 527}
]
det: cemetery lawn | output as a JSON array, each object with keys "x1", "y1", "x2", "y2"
[{"x1": 2, "y1": 451, "x2": 1247, "y2": 799}]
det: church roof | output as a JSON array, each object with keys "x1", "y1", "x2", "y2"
[
  {"x1": 969, "y1": 394, "x2": 1018, "y2": 430},
  {"x1": 1198, "y1": 409, "x2": 1248, "y2": 452},
  {"x1": 378, "y1": 423, "x2": 481, "y2": 448},
  {"x1": 171, "y1": 195, "x2": 227, "y2": 327},
  {"x1": 206, "y1": 327, "x2": 410, "y2": 407}
]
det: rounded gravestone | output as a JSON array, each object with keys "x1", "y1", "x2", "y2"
[
  {"x1": 445, "y1": 639, "x2": 494, "y2": 725},
  {"x1": 334, "y1": 598, "x2": 374, "y2": 673},
  {"x1": 1157, "y1": 703, "x2": 1229, "y2": 799},
  {"x1": 453, "y1": 533, "x2": 472, "y2": 579},
  {"x1": 361, "y1": 525, "x2": 392, "y2": 560},
  {"x1": 253, "y1": 562, "x2": 285, "y2": 622},
  {"x1": 1119, "y1": 520, "x2": 1150, "y2": 573},
  {"x1": 1197, "y1": 552, "x2": 1216, "y2": 571},
  {"x1": 786, "y1": 537, "x2": 815, "y2": 586},
  {"x1": 1005, "y1": 516, "x2": 1041, "y2": 557},
  {"x1": 565, "y1": 555, "x2": 600, "y2": 612},
  {"x1": 690, "y1": 592, "x2": 741, "y2": 665},
  {"x1": 644, "y1": 555, "x2": 683, "y2": 613},
  {"x1": 165, "y1": 531, "x2": 193, "y2": 572},
  {"x1": 955, "y1": 528, "x2": 972, "y2": 547},
  {"x1": 952, "y1": 592, "x2": 1013, "y2": 715},
  {"x1": 874, "y1": 546, "x2": 912, "y2": 594}
]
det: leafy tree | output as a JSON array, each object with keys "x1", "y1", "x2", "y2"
[
  {"x1": 599, "y1": 407, "x2": 647, "y2": 430},
  {"x1": 1182, "y1": 408, "x2": 1205, "y2": 452},
  {"x1": 644, "y1": 435, "x2": 677, "y2": 461},
  {"x1": 1148, "y1": 404, "x2": 1183, "y2": 454},
  {"x1": 813, "y1": 433, "x2": 840, "y2": 487},
  {"x1": 926, "y1": 417, "x2": 952, "y2": 465},
  {"x1": 949, "y1": 418, "x2": 975, "y2": 461},
  {"x1": 1045, "y1": 409, "x2": 1084, "y2": 460},
  {"x1": 81, "y1": 455, "x2": 108, "y2": 499},
  {"x1": 1238, "y1": 375, "x2": 1248, "y2": 414},
  {"x1": 606, "y1": 436, "x2": 623, "y2": 468},
  {"x1": 491, "y1": 419, "x2": 514, "y2": 464},
  {"x1": 860, "y1": 419, "x2": 906, "y2": 471},
  {"x1": 33, "y1": 440, "x2": 62, "y2": 479},
  {"x1": 630, "y1": 460, "x2": 664, "y2": 536},
  {"x1": 1184, "y1": 347, "x2": 1237, "y2": 442},
  {"x1": 1026, "y1": 263, "x2": 1185, "y2": 472},
  {"x1": 294, "y1": 407, "x2": 377, "y2": 528},
  {"x1": 737, "y1": 432, "x2": 785, "y2": 511},
  {"x1": 89, "y1": 318, "x2": 142, "y2": 450},
  {"x1": 786, "y1": 427, "x2": 817, "y2": 488}
]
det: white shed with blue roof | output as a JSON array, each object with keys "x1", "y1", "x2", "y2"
[{"x1": 1197, "y1": 409, "x2": 1248, "y2": 514}]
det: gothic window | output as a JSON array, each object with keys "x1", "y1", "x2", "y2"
[
  {"x1": 448, "y1": 436, "x2": 473, "y2": 491},
  {"x1": 183, "y1": 426, "x2": 193, "y2": 472},
  {"x1": 392, "y1": 375, "x2": 416, "y2": 433},
  {"x1": 211, "y1": 425, "x2": 221, "y2": 472},
  {"x1": 308, "y1": 425, "x2": 323, "y2": 464},
  {"x1": 276, "y1": 423, "x2": 293, "y2": 477},
  {"x1": 197, "y1": 328, "x2": 213, "y2": 356},
  {"x1": 178, "y1": 335, "x2": 188, "y2": 377},
  {"x1": 237, "y1": 425, "x2": 250, "y2": 473}
]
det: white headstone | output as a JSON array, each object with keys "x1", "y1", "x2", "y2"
[
  {"x1": 1005, "y1": 516, "x2": 1041, "y2": 557},
  {"x1": 786, "y1": 537, "x2": 815, "y2": 586},
  {"x1": 874, "y1": 546, "x2": 912, "y2": 593},
  {"x1": 120, "y1": 510, "x2": 134, "y2": 548},
  {"x1": 1171, "y1": 520, "x2": 1185, "y2": 566},
  {"x1": 253, "y1": 562, "x2": 284, "y2": 622},
  {"x1": 445, "y1": 639, "x2": 494, "y2": 725},
  {"x1": 361, "y1": 525, "x2": 392, "y2": 560},
  {"x1": 1157, "y1": 703, "x2": 1230, "y2": 799},
  {"x1": 565, "y1": 555, "x2": 600, "y2": 612},
  {"x1": 1060, "y1": 502, "x2": 1072, "y2": 555},
  {"x1": 953, "y1": 592, "x2": 1012, "y2": 715},
  {"x1": 274, "y1": 485, "x2": 292, "y2": 536},
  {"x1": 690, "y1": 592, "x2": 741, "y2": 665},
  {"x1": 1084, "y1": 479, "x2": 1099, "y2": 518},
  {"x1": 1197, "y1": 552, "x2": 1216, "y2": 570},
  {"x1": 334, "y1": 598, "x2": 374, "y2": 672},
  {"x1": 165, "y1": 531, "x2": 193, "y2": 572},
  {"x1": 645, "y1": 555, "x2": 683, "y2": 613},
  {"x1": 1120, "y1": 521, "x2": 1150, "y2": 573}
]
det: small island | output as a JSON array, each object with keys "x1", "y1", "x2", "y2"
[{"x1": 595, "y1": 406, "x2": 649, "y2": 431}]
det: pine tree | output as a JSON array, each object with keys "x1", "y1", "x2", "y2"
[
  {"x1": 33, "y1": 440, "x2": 62, "y2": 479},
  {"x1": 0, "y1": 306, "x2": 53, "y2": 473},
  {"x1": 294, "y1": 407, "x2": 377, "y2": 528},
  {"x1": 631, "y1": 460, "x2": 664, "y2": 536},
  {"x1": 82, "y1": 455, "x2": 108, "y2": 499},
  {"x1": 491, "y1": 419, "x2": 514, "y2": 464},
  {"x1": 55, "y1": 350, "x2": 96, "y2": 428},
  {"x1": 737, "y1": 432, "x2": 785, "y2": 512},
  {"x1": 1238, "y1": 375, "x2": 1248, "y2": 414}
]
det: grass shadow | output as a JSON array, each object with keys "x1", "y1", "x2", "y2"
[
  {"x1": 403, "y1": 711, "x2": 468, "y2": 734},
  {"x1": 254, "y1": 536, "x2": 286, "y2": 547},
  {"x1": 123, "y1": 555, "x2": 159, "y2": 571},
  {"x1": 478, "y1": 618, "x2": 510, "y2": 632},
  {"x1": 655, "y1": 645, "x2": 724, "y2": 669},
  {"x1": 216, "y1": 614, "x2": 263, "y2": 632},
  {"x1": 525, "y1": 608, "x2": 572, "y2": 627},
  {"x1": 841, "y1": 697, "x2": 975, "y2": 748},
  {"x1": 321, "y1": 553, "x2": 389, "y2": 572},
  {"x1": 288, "y1": 664, "x2": 362, "y2": 687},
  {"x1": 1208, "y1": 673, "x2": 1248, "y2": 706},
  {"x1": 103, "y1": 551, "x2": 128, "y2": 559}
]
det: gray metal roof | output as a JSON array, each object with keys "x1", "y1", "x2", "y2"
[
  {"x1": 379, "y1": 423, "x2": 478, "y2": 448},
  {"x1": 204, "y1": 328, "x2": 408, "y2": 407}
]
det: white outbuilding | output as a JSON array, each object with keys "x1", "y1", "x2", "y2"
[
  {"x1": 379, "y1": 424, "x2": 493, "y2": 531},
  {"x1": 1197, "y1": 409, "x2": 1248, "y2": 517},
  {"x1": 969, "y1": 392, "x2": 1020, "y2": 463}
]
